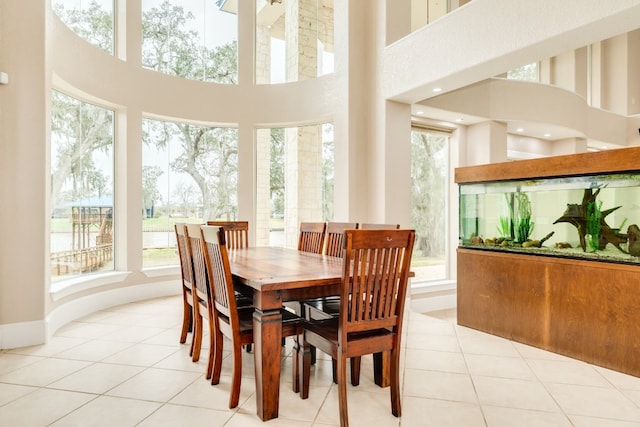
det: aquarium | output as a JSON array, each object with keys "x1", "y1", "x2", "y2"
[{"x1": 459, "y1": 173, "x2": 640, "y2": 264}]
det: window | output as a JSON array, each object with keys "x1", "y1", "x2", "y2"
[
  {"x1": 142, "y1": 118, "x2": 238, "y2": 267},
  {"x1": 507, "y1": 62, "x2": 539, "y2": 82},
  {"x1": 410, "y1": 128, "x2": 449, "y2": 282},
  {"x1": 52, "y1": 0, "x2": 115, "y2": 54},
  {"x1": 255, "y1": 0, "x2": 334, "y2": 84},
  {"x1": 255, "y1": 123, "x2": 334, "y2": 247},
  {"x1": 142, "y1": 0, "x2": 238, "y2": 83},
  {"x1": 50, "y1": 91, "x2": 115, "y2": 281}
]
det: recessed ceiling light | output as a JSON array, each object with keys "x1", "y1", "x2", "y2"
[
  {"x1": 602, "y1": 145, "x2": 608, "y2": 149},
  {"x1": 516, "y1": 128, "x2": 524, "y2": 132},
  {"x1": 416, "y1": 110, "x2": 424, "y2": 115},
  {"x1": 455, "y1": 118, "x2": 464, "y2": 122},
  {"x1": 544, "y1": 133, "x2": 551, "y2": 137},
  {"x1": 432, "y1": 87, "x2": 442, "y2": 93}
]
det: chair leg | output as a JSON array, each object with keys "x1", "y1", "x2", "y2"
[
  {"x1": 390, "y1": 348, "x2": 401, "y2": 417},
  {"x1": 180, "y1": 300, "x2": 191, "y2": 343},
  {"x1": 191, "y1": 314, "x2": 203, "y2": 362},
  {"x1": 337, "y1": 354, "x2": 349, "y2": 427},
  {"x1": 211, "y1": 329, "x2": 224, "y2": 385},
  {"x1": 350, "y1": 356, "x2": 361, "y2": 386},
  {"x1": 205, "y1": 320, "x2": 216, "y2": 380},
  {"x1": 228, "y1": 339, "x2": 243, "y2": 409},
  {"x1": 331, "y1": 358, "x2": 338, "y2": 384}
]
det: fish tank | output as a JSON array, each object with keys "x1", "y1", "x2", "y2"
[{"x1": 458, "y1": 172, "x2": 640, "y2": 264}]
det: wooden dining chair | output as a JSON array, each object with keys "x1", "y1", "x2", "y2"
[
  {"x1": 298, "y1": 222, "x2": 327, "y2": 254},
  {"x1": 206, "y1": 220, "x2": 249, "y2": 249},
  {"x1": 359, "y1": 223, "x2": 401, "y2": 230},
  {"x1": 175, "y1": 223, "x2": 196, "y2": 356},
  {"x1": 296, "y1": 229, "x2": 416, "y2": 427},
  {"x1": 323, "y1": 222, "x2": 358, "y2": 257},
  {"x1": 200, "y1": 225, "x2": 304, "y2": 409},
  {"x1": 183, "y1": 223, "x2": 213, "y2": 364}
]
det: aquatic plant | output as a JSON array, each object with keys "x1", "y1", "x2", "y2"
[
  {"x1": 586, "y1": 200, "x2": 602, "y2": 252},
  {"x1": 497, "y1": 193, "x2": 515, "y2": 239},
  {"x1": 497, "y1": 216, "x2": 512, "y2": 238},
  {"x1": 514, "y1": 191, "x2": 534, "y2": 243}
]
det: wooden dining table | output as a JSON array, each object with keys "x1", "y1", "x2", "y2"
[{"x1": 227, "y1": 246, "x2": 343, "y2": 421}]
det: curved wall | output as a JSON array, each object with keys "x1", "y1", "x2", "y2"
[{"x1": 51, "y1": 14, "x2": 336, "y2": 125}]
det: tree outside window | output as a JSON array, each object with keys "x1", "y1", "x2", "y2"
[{"x1": 142, "y1": 119, "x2": 238, "y2": 267}]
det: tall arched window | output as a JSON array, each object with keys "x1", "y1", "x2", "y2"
[
  {"x1": 141, "y1": 118, "x2": 238, "y2": 267},
  {"x1": 255, "y1": 123, "x2": 334, "y2": 247},
  {"x1": 50, "y1": 91, "x2": 115, "y2": 282},
  {"x1": 141, "y1": 0, "x2": 238, "y2": 83},
  {"x1": 410, "y1": 127, "x2": 450, "y2": 283}
]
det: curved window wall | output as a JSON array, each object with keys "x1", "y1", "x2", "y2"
[
  {"x1": 50, "y1": 0, "x2": 336, "y2": 288},
  {"x1": 50, "y1": 91, "x2": 115, "y2": 282},
  {"x1": 52, "y1": 0, "x2": 114, "y2": 54}
]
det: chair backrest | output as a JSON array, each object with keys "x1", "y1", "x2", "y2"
[
  {"x1": 359, "y1": 223, "x2": 400, "y2": 230},
  {"x1": 340, "y1": 229, "x2": 415, "y2": 339},
  {"x1": 185, "y1": 223, "x2": 210, "y2": 303},
  {"x1": 201, "y1": 225, "x2": 239, "y2": 324},
  {"x1": 174, "y1": 223, "x2": 194, "y2": 289},
  {"x1": 324, "y1": 222, "x2": 358, "y2": 257},
  {"x1": 298, "y1": 222, "x2": 327, "y2": 254},
  {"x1": 206, "y1": 221, "x2": 249, "y2": 249}
]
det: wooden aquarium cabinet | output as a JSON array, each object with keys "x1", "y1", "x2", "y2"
[{"x1": 455, "y1": 147, "x2": 640, "y2": 377}]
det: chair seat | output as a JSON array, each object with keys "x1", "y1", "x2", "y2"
[
  {"x1": 304, "y1": 318, "x2": 394, "y2": 354},
  {"x1": 303, "y1": 296, "x2": 340, "y2": 320}
]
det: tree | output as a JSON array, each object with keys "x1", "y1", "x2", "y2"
[
  {"x1": 141, "y1": 1, "x2": 239, "y2": 220},
  {"x1": 142, "y1": 166, "x2": 164, "y2": 218},
  {"x1": 411, "y1": 132, "x2": 447, "y2": 258},
  {"x1": 51, "y1": 91, "x2": 113, "y2": 208},
  {"x1": 54, "y1": 1, "x2": 241, "y2": 222},
  {"x1": 52, "y1": 0, "x2": 113, "y2": 53}
]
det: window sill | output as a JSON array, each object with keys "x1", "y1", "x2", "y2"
[
  {"x1": 50, "y1": 271, "x2": 131, "y2": 301},
  {"x1": 143, "y1": 265, "x2": 180, "y2": 278}
]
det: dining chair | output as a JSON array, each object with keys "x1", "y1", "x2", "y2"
[
  {"x1": 206, "y1": 220, "x2": 249, "y2": 249},
  {"x1": 298, "y1": 222, "x2": 327, "y2": 254},
  {"x1": 359, "y1": 223, "x2": 401, "y2": 230},
  {"x1": 200, "y1": 225, "x2": 304, "y2": 409},
  {"x1": 296, "y1": 229, "x2": 416, "y2": 427},
  {"x1": 184, "y1": 223, "x2": 213, "y2": 364},
  {"x1": 174, "y1": 223, "x2": 196, "y2": 356},
  {"x1": 323, "y1": 222, "x2": 358, "y2": 257}
]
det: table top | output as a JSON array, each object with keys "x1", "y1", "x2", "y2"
[{"x1": 227, "y1": 246, "x2": 344, "y2": 292}]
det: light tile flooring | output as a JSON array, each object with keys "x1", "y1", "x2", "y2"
[{"x1": 2, "y1": 296, "x2": 640, "y2": 426}]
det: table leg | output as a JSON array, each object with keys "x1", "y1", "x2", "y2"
[{"x1": 253, "y1": 308, "x2": 283, "y2": 421}]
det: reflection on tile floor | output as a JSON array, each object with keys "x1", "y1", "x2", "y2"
[{"x1": 2, "y1": 295, "x2": 640, "y2": 426}]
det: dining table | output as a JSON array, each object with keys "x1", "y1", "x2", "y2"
[
  {"x1": 227, "y1": 246, "x2": 343, "y2": 421},
  {"x1": 228, "y1": 245, "x2": 411, "y2": 421}
]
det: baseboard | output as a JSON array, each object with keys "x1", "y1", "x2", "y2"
[
  {"x1": 0, "y1": 281, "x2": 180, "y2": 350},
  {"x1": 410, "y1": 281, "x2": 457, "y2": 314}
]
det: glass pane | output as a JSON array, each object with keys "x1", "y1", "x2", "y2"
[
  {"x1": 507, "y1": 62, "x2": 539, "y2": 82},
  {"x1": 142, "y1": 118, "x2": 238, "y2": 267},
  {"x1": 50, "y1": 91, "x2": 114, "y2": 281},
  {"x1": 255, "y1": 122, "x2": 333, "y2": 247},
  {"x1": 142, "y1": 0, "x2": 238, "y2": 83},
  {"x1": 52, "y1": 0, "x2": 115, "y2": 54},
  {"x1": 255, "y1": 0, "x2": 334, "y2": 84},
  {"x1": 410, "y1": 129, "x2": 449, "y2": 282}
]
